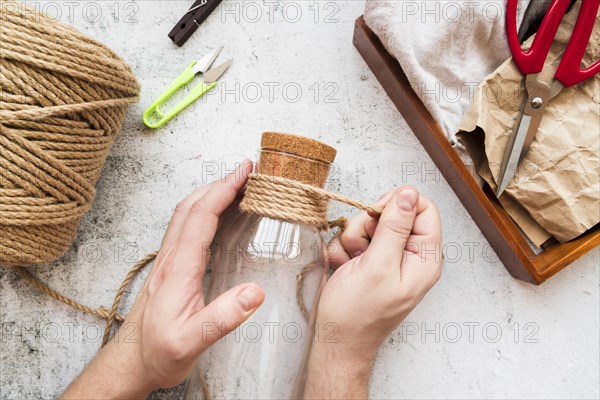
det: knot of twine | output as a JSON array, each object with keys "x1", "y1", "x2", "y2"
[
  {"x1": 240, "y1": 173, "x2": 382, "y2": 230},
  {"x1": 0, "y1": 1, "x2": 140, "y2": 267}
]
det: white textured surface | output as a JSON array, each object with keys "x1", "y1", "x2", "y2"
[{"x1": 1, "y1": 1, "x2": 598, "y2": 399}]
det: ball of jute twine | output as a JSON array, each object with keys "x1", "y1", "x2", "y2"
[
  {"x1": 0, "y1": 1, "x2": 141, "y2": 346},
  {"x1": 0, "y1": 1, "x2": 140, "y2": 267}
]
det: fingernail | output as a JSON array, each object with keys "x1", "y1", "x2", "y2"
[
  {"x1": 376, "y1": 189, "x2": 395, "y2": 205},
  {"x1": 232, "y1": 160, "x2": 247, "y2": 174},
  {"x1": 240, "y1": 159, "x2": 252, "y2": 170},
  {"x1": 237, "y1": 286, "x2": 263, "y2": 312},
  {"x1": 367, "y1": 210, "x2": 380, "y2": 220},
  {"x1": 396, "y1": 189, "x2": 418, "y2": 211}
]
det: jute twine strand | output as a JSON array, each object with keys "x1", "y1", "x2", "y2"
[
  {"x1": 101, "y1": 251, "x2": 158, "y2": 346},
  {"x1": 13, "y1": 252, "x2": 158, "y2": 346},
  {"x1": 15, "y1": 268, "x2": 126, "y2": 322},
  {"x1": 240, "y1": 173, "x2": 382, "y2": 230}
]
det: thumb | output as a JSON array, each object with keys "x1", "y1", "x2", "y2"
[
  {"x1": 362, "y1": 187, "x2": 419, "y2": 268},
  {"x1": 185, "y1": 283, "x2": 265, "y2": 354}
]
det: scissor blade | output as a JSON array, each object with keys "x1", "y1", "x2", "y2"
[
  {"x1": 203, "y1": 59, "x2": 232, "y2": 83},
  {"x1": 496, "y1": 113, "x2": 531, "y2": 196},
  {"x1": 192, "y1": 46, "x2": 223, "y2": 75}
]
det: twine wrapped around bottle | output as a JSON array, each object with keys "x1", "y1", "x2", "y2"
[
  {"x1": 240, "y1": 173, "x2": 382, "y2": 230},
  {"x1": 0, "y1": 0, "x2": 140, "y2": 268},
  {"x1": 239, "y1": 132, "x2": 382, "y2": 229}
]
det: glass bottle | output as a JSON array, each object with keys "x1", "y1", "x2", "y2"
[{"x1": 183, "y1": 132, "x2": 337, "y2": 399}]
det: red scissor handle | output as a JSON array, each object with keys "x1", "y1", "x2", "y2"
[
  {"x1": 506, "y1": 0, "x2": 571, "y2": 75},
  {"x1": 507, "y1": 0, "x2": 600, "y2": 87},
  {"x1": 556, "y1": 0, "x2": 600, "y2": 87}
]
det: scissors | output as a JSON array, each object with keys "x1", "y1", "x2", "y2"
[
  {"x1": 496, "y1": 0, "x2": 600, "y2": 196},
  {"x1": 142, "y1": 46, "x2": 232, "y2": 129}
]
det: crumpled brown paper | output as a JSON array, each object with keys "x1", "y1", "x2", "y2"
[{"x1": 457, "y1": 1, "x2": 600, "y2": 244}]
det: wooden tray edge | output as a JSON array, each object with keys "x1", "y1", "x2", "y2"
[{"x1": 352, "y1": 15, "x2": 598, "y2": 284}]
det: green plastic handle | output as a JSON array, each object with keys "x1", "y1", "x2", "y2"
[{"x1": 142, "y1": 61, "x2": 217, "y2": 129}]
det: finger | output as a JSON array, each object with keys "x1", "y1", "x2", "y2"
[
  {"x1": 216, "y1": 193, "x2": 244, "y2": 232},
  {"x1": 339, "y1": 212, "x2": 372, "y2": 258},
  {"x1": 364, "y1": 189, "x2": 396, "y2": 236},
  {"x1": 401, "y1": 198, "x2": 442, "y2": 293},
  {"x1": 409, "y1": 196, "x2": 442, "y2": 239},
  {"x1": 161, "y1": 184, "x2": 214, "y2": 248},
  {"x1": 362, "y1": 187, "x2": 419, "y2": 269},
  {"x1": 163, "y1": 161, "x2": 252, "y2": 248},
  {"x1": 354, "y1": 189, "x2": 396, "y2": 250},
  {"x1": 403, "y1": 196, "x2": 442, "y2": 255},
  {"x1": 148, "y1": 185, "x2": 213, "y2": 294},
  {"x1": 327, "y1": 234, "x2": 351, "y2": 269},
  {"x1": 184, "y1": 283, "x2": 265, "y2": 354},
  {"x1": 327, "y1": 189, "x2": 396, "y2": 268},
  {"x1": 170, "y1": 160, "x2": 253, "y2": 280},
  {"x1": 401, "y1": 197, "x2": 443, "y2": 284}
]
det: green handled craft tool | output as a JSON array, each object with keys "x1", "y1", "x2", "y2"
[{"x1": 142, "y1": 47, "x2": 232, "y2": 128}]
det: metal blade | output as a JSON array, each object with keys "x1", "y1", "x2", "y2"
[
  {"x1": 186, "y1": 0, "x2": 208, "y2": 14},
  {"x1": 191, "y1": 46, "x2": 223, "y2": 75},
  {"x1": 549, "y1": 80, "x2": 564, "y2": 100},
  {"x1": 518, "y1": 79, "x2": 551, "y2": 161},
  {"x1": 203, "y1": 59, "x2": 232, "y2": 83},
  {"x1": 496, "y1": 112, "x2": 531, "y2": 196},
  {"x1": 496, "y1": 74, "x2": 558, "y2": 197}
]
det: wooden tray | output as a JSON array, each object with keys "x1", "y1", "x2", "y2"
[{"x1": 353, "y1": 16, "x2": 599, "y2": 284}]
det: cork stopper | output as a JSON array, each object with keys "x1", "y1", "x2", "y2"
[{"x1": 258, "y1": 132, "x2": 337, "y2": 188}]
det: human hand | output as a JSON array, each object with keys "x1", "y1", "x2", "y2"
[
  {"x1": 63, "y1": 160, "x2": 265, "y2": 399},
  {"x1": 305, "y1": 187, "x2": 442, "y2": 398}
]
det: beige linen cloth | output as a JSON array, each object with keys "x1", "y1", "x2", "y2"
[
  {"x1": 457, "y1": 1, "x2": 600, "y2": 244},
  {"x1": 364, "y1": 0, "x2": 551, "y2": 140}
]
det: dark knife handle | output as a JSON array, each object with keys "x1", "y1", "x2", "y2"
[{"x1": 168, "y1": 0, "x2": 223, "y2": 46}]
